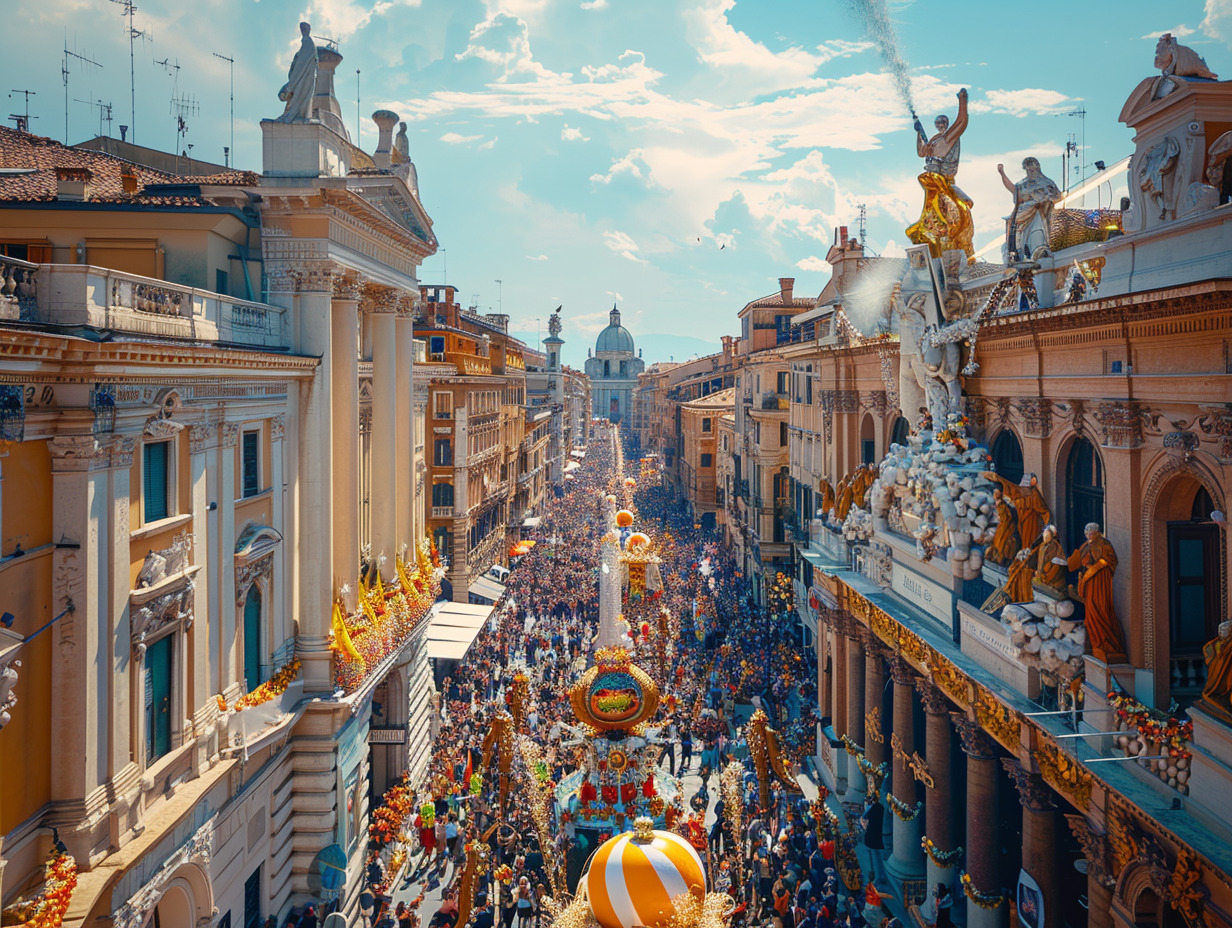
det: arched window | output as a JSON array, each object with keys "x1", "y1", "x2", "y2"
[
  {"x1": 860, "y1": 415, "x2": 876, "y2": 464},
  {"x1": 243, "y1": 586, "x2": 262, "y2": 694},
  {"x1": 991, "y1": 430, "x2": 1025, "y2": 486},
  {"x1": 432, "y1": 483, "x2": 454, "y2": 508},
  {"x1": 890, "y1": 416, "x2": 909, "y2": 447},
  {"x1": 1065, "y1": 438, "x2": 1104, "y2": 552}
]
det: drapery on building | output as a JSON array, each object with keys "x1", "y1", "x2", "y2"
[{"x1": 584, "y1": 305, "x2": 643, "y2": 423}]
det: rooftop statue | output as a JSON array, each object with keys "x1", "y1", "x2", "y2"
[
  {"x1": 906, "y1": 89, "x2": 975, "y2": 261},
  {"x1": 1066, "y1": 523, "x2": 1127, "y2": 662},
  {"x1": 1155, "y1": 32, "x2": 1219, "y2": 81},
  {"x1": 277, "y1": 22, "x2": 319, "y2": 123},
  {"x1": 999, "y1": 158, "x2": 1062, "y2": 261},
  {"x1": 1199, "y1": 621, "x2": 1232, "y2": 721}
]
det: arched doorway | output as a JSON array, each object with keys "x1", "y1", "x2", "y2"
[
  {"x1": 148, "y1": 884, "x2": 192, "y2": 928},
  {"x1": 860, "y1": 414, "x2": 876, "y2": 464},
  {"x1": 1065, "y1": 438, "x2": 1104, "y2": 553},
  {"x1": 991, "y1": 429, "x2": 1024, "y2": 486}
]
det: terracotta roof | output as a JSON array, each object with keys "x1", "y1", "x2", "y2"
[{"x1": 0, "y1": 127, "x2": 257, "y2": 206}]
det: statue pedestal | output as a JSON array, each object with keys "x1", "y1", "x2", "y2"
[
  {"x1": 1184, "y1": 705, "x2": 1232, "y2": 839},
  {"x1": 262, "y1": 118, "x2": 353, "y2": 179},
  {"x1": 957, "y1": 601, "x2": 1039, "y2": 699},
  {"x1": 1081, "y1": 654, "x2": 1137, "y2": 713}
]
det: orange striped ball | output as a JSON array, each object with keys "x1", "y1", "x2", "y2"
[{"x1": 585, "y1": 830, "x2": 706, "y2": 928}]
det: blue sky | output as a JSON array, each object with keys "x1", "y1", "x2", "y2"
[{"x1": 8, "y1": 0, "x2": 1231, "y2": 365}]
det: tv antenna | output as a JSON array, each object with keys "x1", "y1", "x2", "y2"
[
  {"x1": 108, "y1": 0, "x2": 148, "y2": 144},
  {"x1": 8, "y1": 90, "x2": 37, "y2": 133},
  {"x1": 212, "y1": 51, "x2": 234, "y2": 167},
  {"x1": 74, "y1": 98, "x2": 114, "y2": 137},
  {"x1": 355, "y1": 69, "x2": 361, "y2": 148},
  {"x1": 62, "y1": 41, "x2": 103, "y2": 144},
  {"x1": 855, "y1": 203, "x2": 867, "y2": 247},
  {"x1": 1055, "y1": 107, "x2": 1087, "y2": 192}
]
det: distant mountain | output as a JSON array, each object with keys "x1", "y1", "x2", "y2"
[{"x1": 508, "y1": 331, "x2": 725, "y2": 370}]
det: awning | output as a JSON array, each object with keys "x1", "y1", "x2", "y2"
[
  {"x1": 570, "y1": 450, "x2": 586, "y2": 458},
  {"x1": 425, "y1": 601, "x2": 494, "y2": 662},
  {"x1": 800, "y1": 550, "x2": 840, "y2": 570},
  {"x1": 522, "y1": 516, "x2": 543, "y2": 529},
  {"x1": 468, "y1": 574, "x2": 507, "y2": 603}
]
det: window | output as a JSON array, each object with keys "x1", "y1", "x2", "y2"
[
  {"x1": 990, "y1": 430, "x2": 1024, "y2": 486},
  {"x1": 433, "y1": 528, "x2": 452, "y2": 559},
  {"x1": 143, "y1": 441, "x2": 170, "y2": 523},
  {"x1": 434, "y1": 439, "x2": 453, "y2": 466},
  {"x1": 604, "y1": 361, "x2": 611, "y2": 377},
  {"x1": 433, "y1": 392, "x2": 453, "y2": 419},
  {"x1": 429, "y1": 336, "x2": 446, "y2": 360},
  {"x1": 243, "y1": 587, "x2": 262, "y2": 693},
  {"x1": 144, "y1": 634, "x2": 172, "y2": 763},
  {"x1": 1065, "y1": 438, "x2": 1104, "y2": 552},
  {"x1": 244, "y1": 866, "x2": 262, "y2": 928},
  {"x1": 241, "y1": 431, "x2": 260, "y2": 498},
  {"x1": 432, "y1": 483, "x2": 455, "y2": 508},
  {"x1": 780, "y1": 422, "x2": 788, "y2": 447},
  {"x1": 702, "y1": 418, "x2": 712, "y2": 433},
  {"x1": 701, "y1": 453, "x2": 713, "y2": 468},
  {"x1": 776, "y1": 371, "x2": 789, "y2": 394},
  {"x1": 216, "y1": 268, "x2": 229, "y2": 295}
]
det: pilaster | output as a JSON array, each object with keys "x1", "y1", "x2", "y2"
[
  {"x1": 331, "y1": 274, "x2": 363, "y2": 608},
  {"x1": 395, "y1": 313, "x2": 415, "y2": 554}
]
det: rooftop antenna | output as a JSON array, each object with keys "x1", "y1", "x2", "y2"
[
  {"x1": 108, "y1": 0, "x2": 147, "y2": 144},
  {"x1": 74, "y1": 98, "x2": 113, "y2": 137},
  {"x1": 170, "y1": 95, "x2": 199, "y2": 172},
  {"x1": 495, "y1": 279, "x2": 503, "y2": 314},
  {"x1": 855, "y1": 203, "x2": 867, "y2": 247},
  {"x1": 62, "y1": 40, "x2": 103, "y2": 144},
  {"x1": 1055, "y1": 107, "x2": 1087, "y2": 193},
  {"x1": 8, "y1": 90, "x2": 37, "y2": 133},
  {"x1": 355, "y1": 69, "x2": 361, "y2": 149},
  {"x1": 212, "y1": 52, "x2": 234, "y2": 168}
]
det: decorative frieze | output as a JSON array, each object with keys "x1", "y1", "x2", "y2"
[
  {"x1": 1064, "y1": 814, "x2": 1114, "y2": 888},
  {"x1": 1014, "y1": 397, "x2": 1052, "y2": 438},
  {"x1": 975, "y1": 685, "x2": 1022, "y2": 750},
  {"x1": 1093, "y1": 400, "x2": 1150, "y2": 448},
  {"x1": 131, "y1": 532, "x2": 196, "y2": 658},
  {"x1": 1036, "y1": 740, "x2": 1093, "y2": 810}
]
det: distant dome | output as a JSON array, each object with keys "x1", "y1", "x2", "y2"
[{"x1": 595, "y1": 306, "x2": 635, "y2": 355}]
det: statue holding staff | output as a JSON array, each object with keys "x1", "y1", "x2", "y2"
[{"x1": 277, "y1": 22, "x2": 319, "y2": 123}]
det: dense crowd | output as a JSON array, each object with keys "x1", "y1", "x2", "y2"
[{"x1": 352, "y1": 425, "x2": 913, "y2": 928}]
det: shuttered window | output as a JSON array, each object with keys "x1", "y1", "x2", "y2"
[
  {"x1": 143, "y1": 441, "x2": 170, "y2": 523},
  {"x1": 242, "y1": 431, "x2": 260, "y2": 498}
]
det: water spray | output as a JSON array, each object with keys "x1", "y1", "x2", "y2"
[{"x1": 847, "y1": 0, "x2": 917, "y2": 122}]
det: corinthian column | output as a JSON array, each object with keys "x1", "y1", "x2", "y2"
[
  {"x1": 332, "y1": 274, "x2": 363, "y2": 605},
  {"x1": 367, "y1": 286, "x2": 401, "y2": 577},
  {"x1": 864, "y1": 644, "x2": 886, "y2": 773},
  {"x1": 845, "y1": 632, "x2": 866, "y2": 796},
  {"x1": 1003, "y1": 759, "x2": 1058, "y2": 928},
  {"x1": 918, "y1": 682, "x2": 955, "y2": 913},
  {"x1": 954, "y1": 714, "x2": 1006, "y2": 928},
  {"x1": 1064, "y1": 814, "x2": 1114, "y2": 928},
  {"x1": 886, "y1": 658, "x2": 924, "y2": 882}
]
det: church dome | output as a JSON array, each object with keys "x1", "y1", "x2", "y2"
[{"x1": 595, "y1": 306, "x2": 635, "y2": 355}]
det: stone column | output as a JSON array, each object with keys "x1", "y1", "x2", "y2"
[
  {"x1": 1003, "y1": 760, "x2": 1058, "y2": 928},
  {"x1": 917, "y1": 682, "x2": 955, "y2": 913},
  {"x1": 216, "y1": 423, "x2": 239, "y2": 690},
  {"x1": 332, "y1": 276, "x2": 363, "y2": 605},
  {"x1": 832, "y1": 631, "x2": 849, "y2": 791},
  {"x1": 395, "y1": 312, "x2": 415, "y2": 556},
  {"x1": 269, "y1": 415, "x2": 288, "y2": 649},
  {"x1": 845, "y1": 632, "x2": 867, "y2": 796},
  {"x1": 954, "y1": 714, "x2": 1006, "y2": 928},
  {"x1": 290, "y1": 270, "x2": 337, "y2": 692},
  {"x1": 887, "y1": 658, "x2": 925, "y2": 882},
  {"x1": 1064, "y1": 814, "x2": 1114, "y2": 928},
  {"x1": 864, "y1": 645, "x2": 887, "y2": 774},
  {"x1": 368, "y1": 294, "x2": 399, "y2": 577}
]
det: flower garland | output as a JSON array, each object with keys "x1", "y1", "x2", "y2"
[
  {"x1": 959, "y1": 872, "x2": 1004, "y2": 910},
  {"x1": 1, "y1": 851, "x2": 78, "y2": 928},
  {"x1": 1107, "y1": 688, "x2": 1193, "y2": 794},
  {"x1": 368, "y1": 772, "x2": 416, "y2": 848},
  {"x1": 885, "y1": 792, "x2": 922, "y2": 821},
  {"x1": 215, "y1": 658, "x2": 302, "y2": 713},
  {"x1": 921, "y1": 836, "x2": 964, "y2": 867}
]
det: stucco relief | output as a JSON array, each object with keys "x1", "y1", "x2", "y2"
[{"x1": 113, "y1": 819, "x2": 215, "y2": 928}]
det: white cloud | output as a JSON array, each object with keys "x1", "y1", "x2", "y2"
[
  {"x1": 456, "y1": 12, "x2": 559, "y2": 81},
  {"x1": 479, "y1": 137, "x2": 498, "y2": 150},
  {"x1": 527, "y1": 254, "x2": 549, "y2": 261},
  {"x1": 562, "y1": 125, "x2": 590, "y2": 142},
  {"x1": 796, "y1": 256, "x2": 828, "y2": 272},
  {"x1": 604, "y1": 230, "x2": 647, "y2": 264},
  {"x1": 605, "y1": 290, "x2": 625, "y2": 302},
  {"x1": 581, "y1": 0, "x2": 608, "y2": 8},
  {"x1": 1141, "y1": 24, "x2": 1196, "y2": 39},
  {"x1": 590, "y1": 148, "x2": 652, "y2": 185},
  {"x1": 440, "y1": 132, "x2": 484, "y2": 144},
  {"x1": 1204, "y1": 0, "x2": 1232, "y2": 41},
  {"x1": 301, "y1": 0, "x2": 421, "y2": 41},
  {"x1": 971, "y1": 88, "x2": 1076, "y2": 117}
]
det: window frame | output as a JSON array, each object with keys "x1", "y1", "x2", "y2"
[
  {"x1": 141, "y1": 438, "x2": 175, "y2": 525},
  {"x1": 240, "y1": 428, "x2": 262, "y2": 499}
]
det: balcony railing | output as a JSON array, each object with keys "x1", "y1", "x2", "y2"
[
  {"x1": 431, "y1": 506, "x2": 453, "y2": 519},
  {"x1": 11, "y1": 262, "x2": 289, "y2": 350}
]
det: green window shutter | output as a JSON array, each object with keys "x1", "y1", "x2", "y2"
[{"x1": 143, "y1": 442, "x2": 169, "y2": 522}]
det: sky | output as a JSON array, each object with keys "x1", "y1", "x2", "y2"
[{"x1": 6, "y1": 0, "x2": 1232, "y2": 366}]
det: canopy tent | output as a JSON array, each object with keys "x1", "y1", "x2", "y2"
[
  {"x1": 522, "y1": 516, "x2": 543, "y2": 529},
  {"x1": 468, "y1": 574, "x2": 506, "y2": 604}
]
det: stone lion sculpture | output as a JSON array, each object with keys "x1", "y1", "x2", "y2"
[{"x1": 1155, "y1": 33, "x2": 1218, "y2": 80}]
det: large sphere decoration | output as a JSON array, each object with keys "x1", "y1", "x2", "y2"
[
  {"x1": 585, "y1": 824, "x2": 706, "y2": 928},
  {"x1": 627, "y1": 532, "x2": 651, "y2": 548},
  {"x1": 615, "y1": 509, "x2": 635, "y2": 528}
]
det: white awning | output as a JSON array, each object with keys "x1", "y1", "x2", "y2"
[
  {"x1": 570, "y1": 449, "x2": 586, "y2": 458},
  {"x1": 425, "y1": 601, "x2": 495, "y2": 663},
  {"x1": 522, "y1": 516, "x2": 543, "y2": 528},
  {"x1": 468, "y1": 575, "x2": 506, "y2": 603}
]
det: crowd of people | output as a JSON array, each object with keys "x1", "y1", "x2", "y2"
[{"x1": 356, "y1": 424, "x2": 908, "y2": 928}]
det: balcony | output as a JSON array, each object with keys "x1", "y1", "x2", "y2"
[
  {"x1": 431, "y1": 506, "x2": 453, "y2": 519},
  {"x1": 7, "y1": 260, "x2": 289, "y2": 351}
]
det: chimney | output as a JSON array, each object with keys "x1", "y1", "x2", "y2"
[
  {"x1": 55, "y1": 167, "x2": 92, "y2": 201},
  {"x1": 372, "y1": 110, "x2": 399, "y2": 168},
  {"x1": 119, "y1": 125, "x2": 128, "y2": 142},
  {"x1": 839, "y1": 226, "x2": 848, "y2": 246},
  {"x1": 120, "y1": 168, "x2": 140, "y2": 196},
  {"x1": 313, "y1": 47, "x2": 350, "y2": 140},
  {"x1": 778, "y1": 277, "x2": 794, "y2": 303}
]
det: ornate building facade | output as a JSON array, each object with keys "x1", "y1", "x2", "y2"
[{"x1": 584, "y1": 306, "x2": 643, "y2": 423}]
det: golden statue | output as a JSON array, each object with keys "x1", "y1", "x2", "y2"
[
  {"x1": 982, "y1": 472, "x2": 1051, "y2": 550},
  {"x1": 1199, "y1": 621, "x2": 1232, "y2": 720},
  {"x1": 985, "y1": 487, "x2": 1022, "y2": 567},
  {"x1": 819, "y1": 476, "x2": 836, "y2": 516},
  {"x1": 1031, "y1": 525, "x2": 1069, "y2": 599},
  {"x1": 836, "y1": 475, "x2": 854, "y2": 521},
  {"x1": 1066, "y1": 523, "x2": 1127, "y2": 661},
  {"x1": 852, "y1": 464, "x2": 877, "y2": 510},
  {"x1": 906, "y1": 89, "x2": 975, "y2": 261}
]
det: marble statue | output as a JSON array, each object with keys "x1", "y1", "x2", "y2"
[
  {"x1": 906, "y1": 89, "x2": 975, "y2": 260},
  {"x1": 999, "y1": 157, "x2": 1062, "y2": 261},
  {"x1": 277, "y1": 22, "x2": 319, "y2": 123},
  {"x1": 1155, "y1": 33, "x2": 1218, "y2": 81},
  {"x1": 818, "y1": 476, "x2": 836, "y2": 517},
  {"x1": 1199, "y1": 620, "x2": 1232, "y2": 719},
  {"x1": 982, "y1": 472, "x2": 1051, "y2": 550},
  {"x1": 394, "y1": 122, "x2": 410, "y2": 161},
  {"x1": 1066, "y1": 523, "x2": 1127, "y2": 660}
]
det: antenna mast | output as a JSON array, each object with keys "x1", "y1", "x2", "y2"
[
  {"x1": 355, "y1": 69, "x2": 361, "y2": 148},
  {"x1": 75, "y1": 99, "x2": 114, "y2": 137},
  {"x1": 8, "y1": 90, "x2": 37, "y2": 132},
  {"x1": 212, "y1": 52, "x2": 234, "y2": 167},
  {"x1": 856, "y1": 203, "x2": 867, "y2": 247},
  {"x1": 62, "y1": 41, "x2": 103, "y2": 144},
  {"x1": 108, "y1": 0, "x2": 146, "y2": 144},
  {"x1": 1055, "y1": 107, "x2": 1087, "y2": 193}
]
